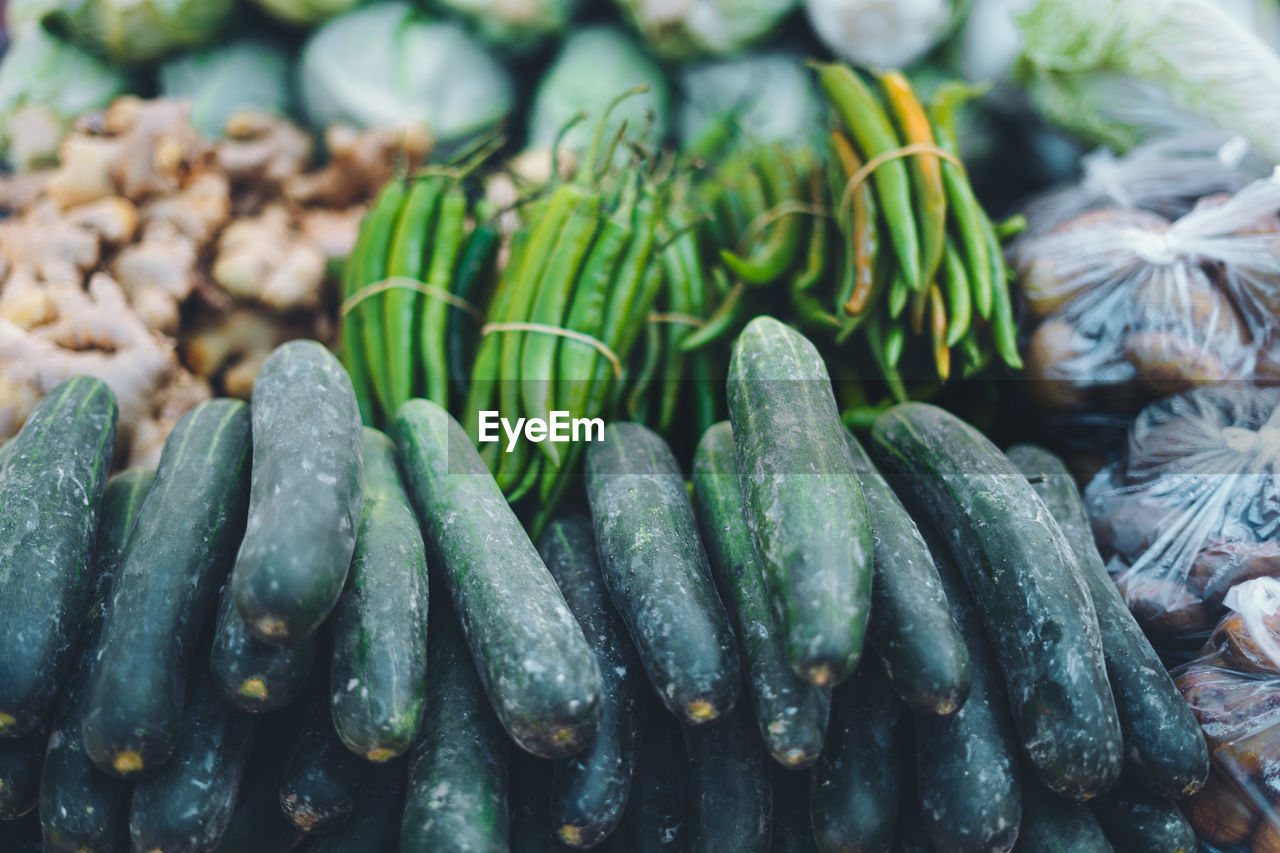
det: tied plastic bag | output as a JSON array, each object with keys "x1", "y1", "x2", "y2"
[
  {"x1": 1176, "y1": 578, "x2": 1280, "y2": 850},
  {"x1": 1016, "y1": 168, "x2": 1280, "y2": 421},
  {"x1": 1021, "y1": 132, "x2": 1263, "y2": 235},
  {"x1": 1085, "y1": 385, "x2": 1280, "y2": 640}
]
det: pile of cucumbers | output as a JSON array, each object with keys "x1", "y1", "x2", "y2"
[{"x1": 0, "y1": 319, "x2": 1208, "y2": 853}]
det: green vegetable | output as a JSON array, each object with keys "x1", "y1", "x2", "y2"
[
  {"x1": 395, "y1": 399, "x2": 603, "y2": 759},
  {"x1": 39, "y1": 468, "x2": 152, "y2": 853},
  {"x1": 538, "y1": 518, "x2": 645, "y2": 850},
  {"x1": 210, "y1": 587, "x2": 317, "y2": 715},
  {"x1": 401, "y1": 606, "x2": 509, "y2": 852},
  {"x1": 1008, "y1": 444, "x2": 1209, "y2": 801},
  {"x1": 231, "y1": 340, "x2": 365, "y2": 646},
  {"x1": 329, "y1": 428, "x2": 429, "y2": 763},
  {"x1": 1089, "y1": 772, "x2": 1197, "y2": 853},
  {"x1": 299, "y1": 3, "x2": 513, "y2": 149},
  {"x1": 870, "y1": 402, "x2": 1123, "y2": 800},
  {"x1": 279, "y1": 688, "x2": 373, "y2": 835},
  {"x1": 308, "y1": 762, "x2": 406, "y2": 853},
  {"x1": 804, "y1": 0, "x2": 962, "y2": 68},
  {"x1": 727, "y1": 317, "x2": 872, "y2": 687},
  {"x1": 611, "y1": 707, "x2": 689, "y2": 853},
  {"x1": 128, "y1": 665, "x2": 255, "y2": 853},
  {"x1": 249, "y1": 0, "x2": 361, "y2": 27},
  {"x1": 49, "y1": 0, "x2": 237, "y2": 63},
  {"x1": 158, "y1": 36, "x2": 293, "y2": 139},
  {"x1": 611, "y1": 0, "x2": 796, "y2": 61},
  {"x1": 0, "y1": 728, "x2": 45, "y2": 819},
  {"x1": 684, "y1": 704, "x2": 774, "y2": 852},
  {"x1": 0, "y1": 26, "x2": 130, "y2": 168},
  {"x1": 1015, "y1": 779, "x2": 1113, "y2": 853},
  {"x1": 437, "y1": 0, "x2": 578, "y2": 51},
  {"x1": 84, "y1": 399, "x2": 251, "y2": 778},
  {"x1": 584, "y1": 422, "x2": 742, "y2": 725},
  {"x1": 0, "y1": 376, "x2": 117, "y2": 739},
  {"x1": 692, "y1": 422, "x2": 831, "y2": 768},
  {"x1": 676, "y1": 51, "x2": 822, "y2": 150},
  {"x1": 528, "y1": 26, "x2": 669, "y2": 156},
  {"x1": 844, "y1": 433, "x2": 970, "y2": 717}
]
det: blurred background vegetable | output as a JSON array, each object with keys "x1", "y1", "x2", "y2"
[
  {"x1": 158, "y1": 36, "x2": 294, "y2": 139},
  {"x1": 675, "y1": 50, "x2": 822, "y2": 150},
  {"x1": 249, "y1": 0, "x2": 364, "y2": 27},
  {"x1": 805, "y1": 0, "x2": 965, "y2": 68},
  {"x1": 610, "y1": 0, "x2": 798, "y2": 61},
  {"x1": 36, "y1": 0, "x2": 238, "y2": 63},
  {"x1": 298, "y1": 3, "x2": 514, "y2": 152},
  {"x1": 434, "y1": 0, "x2": 580, "y2": 52}
]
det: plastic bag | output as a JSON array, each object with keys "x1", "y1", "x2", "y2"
[
  {"x1": 1176, "y1": 577, "x2": 1280, "y2": 849},
  {"x1": 1015, "y1": 168, "x2": 1280, "y2": 425},
  {"x1": 1084, "y1": 385, "x2": 1280, "y2": 641},
  {"x1": 1021, "y1": 132, "x2": 1263, "y2": 235}
]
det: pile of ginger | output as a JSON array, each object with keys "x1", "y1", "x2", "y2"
[{"x1": 0, "y1": 97, "x2": 428, "y2": 465}]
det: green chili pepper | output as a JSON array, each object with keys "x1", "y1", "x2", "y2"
[
  {"x1": 981, "y1": 211, "x2": 1023, "y2": 370},
  {"x1": 446, "y1": 218, "x2": 500, "y2": 404},
  {"x1": 814, "y1": 62, "x2": 921, "y2": 292},
  {"x1": 419, "y1": 180, "x2": 469, "y2": 410},
  {"x1": 942, "y1": 236, "x2": 971, "y2": 347},
  {"x1": 355, "y1": 180, "x2": 409, "y2": 424},
  {"x1": 879, "y1": 70, "x2": 946, "y2": 290},
  {"x1": 865, "y1": 311, "x2": 907, "y2": 403},
  {"x1": 719, "y1": 145, "x2": 805, "y2": 285},
  {"x1": 340, "y1": 214, "x2": 376, "y2": 426},
  {"x1": 383, "y1": 175, "x2": 443, "y2": 416}
]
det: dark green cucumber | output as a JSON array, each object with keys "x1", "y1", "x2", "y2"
[
  {"x1": 1007, "y1": 444, "x2": 1209, "y2": 801},
  {"x1": 727, "y1": 316, "x2": 872, "y2": 687},
  {"x1": 40, "y1": 468, "x2": 152, "y2": 853},
  {"x1": 0, "y1": 727, "x2": 45, "y2": 819},
  {"x1": 537, "y1": 516, "x2": 644, "y2": 848},
  {"x1": 845, "y1": 432, "x2": 970, "y2": 716},
  {"x1": 395, "y1": 399, "x2": 601, "y2": 758},
  {"x1": 231, "y1": 339, "x2": 364, "y2": 645},
  {"x1": 0, "y1": 376, "x2": 117, "y2": 737},
  {"x1": 692, "y1": 422, "x2": 831, "y2": 766},
  {"x1": 810, "y1": 658, "x2": 904, "y2": 853},
  {"x1": 278, "y1": 685, "x2": 374, "y2": 835},
  {"x1": 915, "y1": 525, "x2": 1022, "y2": 853},
  {"x1": 1014, "y1": 778, "x2": 1113, "y2": 853},
  {"x1": 0, "y1": 810, "x2": 43, "y2": 851},
  {"x1": 84, "y1": 399, "x2": 252, "y2": 778},
  {"x1": 612, "y1": 702, "x2": 690, "y2": 853},
  {"x1": 401, "y1": 604, "x2": 508, "y2": 853},
  {"x1": 210, "y1": 585, "x2": 317, "y2": 714},
  {"x1": 585, "y1": 421, "x2": 740, "y2": 724},
  {"x1": 308, "y1": 760, "x2": 406, "y2": 853},
  {"x1": 684, "y1": 703, "x2": 773, "y2": 853},
  {"x1": 871, "y1": 402, "x2": 1122, "y2": 799},
  {"x1": 510, "y1": 749, "x2": 559, "y2": 853},
  {"x1": 772, "y1": 766, "x2": 820, "y2": 853},
  {"x1": 330, "y1": 427, "x2": 429, "y2": 763},
  {"x1": 129, "y1": 660, "x2": 256, "y2": 853},
  {"x1": 1089, "y1": 772, "x2": 1196, "y2": 853}
]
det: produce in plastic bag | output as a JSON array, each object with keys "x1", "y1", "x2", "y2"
[
  {"x1": 1085, "y1": 385, "x2": 1280, "y2": 641},
  {"x1": 1015, "y1": 168, "x2": 1280, "y2": 418},
  {"x1": 1176, "y1": 577, "x2": 1280, "y2": 849},
  {"x1": 298, "y1": 3, "x2": 514, "y2": 150}
]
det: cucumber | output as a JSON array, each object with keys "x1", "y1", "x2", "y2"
[
  {"x1": 231, "y1": 339, "x2": 364, "y2": 645},
  {"x1": 772, "y1": 766, "x2": 819, "y2": 853},
  {"x1": 40, "y1": 468, "x2": 152, "y2": 853},
  {"x1": 401, "y1": 604, "x2": 508, "y2": 853},
  {"x1": 685, "y1": 703, "x2": 773, "y2": 853},
  {"x1": 1089, "y1": 773, "x2": 1197, "y2": 853},
  {"x1": 129, "y1": 661, "x2": 256, "y2": 853},
  {"x1": 330, "y1": 428, "x2": 429, "y2": 763},
  {"x1": 810, "y1": 659, "x2": 904, "y2": 853},
  {"x1": 727, "y1": 316, "x2": 872, "y2": 687},
  {"x1": 691, "y1": 422, "x2": 831, "y2": 766},
  {"x1": 586, "y1": 421, "x2": 740, "y2": 724},
  {"x1": 871, "y1": 402, "x2": 1123, "y2": 799},
  {"x1": 0, "y1": 811, "x2": 42, "y2": 851},
  {"x1": 84, "y1": 398, "x2": 252, "y2": 778},
  {"x1": 308, "y1": 760, "x2": 406, "y2": 853},
  {"x1": 278, "y1": 685, "x2": 374, "y2": 835},
  {"x1": 915, "y1": 525, "x2": 1022, "y2": 853},
  {"x1": 844, "y1": 432, "x2": 970, "y2": 716},
  {"x1": 612, "y1": 704, "x2": 689, "y2": 853},
  {"x1": 1007, "y1": 444, "x2": 1209, "y2": 800},
  {"x1": 395, "y1": 399, "x2": 601, "y2": 758},
  {"x1": 1014, "y1": 778, "x2": 1113, "y2": 853},
  {"x1": 210, "y1": 585, "x2": 317, "y2": 714},
  {"x1": 0, "y1": 727, "x2": 45, "y2": 819},
  {"x1": 0, "y1": 376, "x2": 117, "y2": 737},
  {"x1": 537, "y1": 516, "x2": 644, "y2": 848}
]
